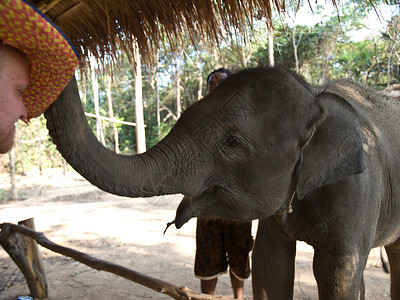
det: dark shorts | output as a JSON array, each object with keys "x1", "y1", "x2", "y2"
[{"x1": 194, "y1": 217, "x2": 253, "y2": 280}]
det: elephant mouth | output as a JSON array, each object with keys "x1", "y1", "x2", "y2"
[
  {"x1": 173, "y1": 185, "x2": 251, "y2": 229},
  {"x1": 171, "y1": 185, "x2": 277, "y2": 229},
  {"x1": 174, "y1": 196, "x2": 196, "y2": 229},
  {"x1": 173, "y1": 185, "x2": 220, "y2": 229}
]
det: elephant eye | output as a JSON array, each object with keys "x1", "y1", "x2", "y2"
[
  {"x1": 224, "y1": 135, "x2": 240, "y2": 148},
  {"x1": 218, "y1": 131, "x2": 254, "y2": 162}
]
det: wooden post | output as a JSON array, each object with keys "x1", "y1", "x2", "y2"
[
  {"x1": 9, "y1": 147, "x2": 18, "y2": 200},
  {"x1": 0, "y1": 218, "x2": 48, "y2": 298}
]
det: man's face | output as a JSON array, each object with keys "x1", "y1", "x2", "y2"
[{"x1": 0, "y1": 46, "x2": 29, "y2": 154}]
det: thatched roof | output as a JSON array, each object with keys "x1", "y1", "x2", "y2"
[
  {"x1": 27, "y1": 0, "x2": 289, "y2": 66},
  {"x1": 34, "y1": 0, "x2": 395, "y2": 70},
  {"x1": 27, "y1": 1, "x2": 387, "y2": 70}
]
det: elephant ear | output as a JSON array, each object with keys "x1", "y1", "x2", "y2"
[{"x1": 294, "y1": 92, "x2": 365, "y2": 199}]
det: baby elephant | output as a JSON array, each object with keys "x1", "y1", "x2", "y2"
[
  {"x1": 47, "y1": 66, "x2": 400, "y2": 300},
  {"x1": 172, "y1": 67, "x2": 400, "y2": 300}
]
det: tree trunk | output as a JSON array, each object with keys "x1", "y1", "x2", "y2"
[
  {"x1": 106, "y1": 73, "x2": 120, "y2": 153},
  {"x1": 9, "y1": 147, "x2": 18, "y2": 201},
  {"x1": 197, "y1": 64, "x2": 203, "y2": 100},
  {"x1": 386, "y1": 14, "x2": 400, "y2": 87},
  {"x1": 155, "y1": 60, "x2": 161, "y2": 139},
  {"x1": 176, "y1": 47, "x2": 183, "y2": 118},
  {"x1": 91, "y1": 57, "x2": 106, "y2": 146},
  {"x1": 292, "y1": 25, "x2": 302, "y2": 73},
  {"x1": 149, "y1": 48, "x2": 161, "y2": 140},
  {"x1": 62, "y1": 158, "x2": 67, "y2": 175},
  {"x1": 267, "y1": 22, "x2": 274, "y2": 67},
  {"x1": 213, "y1": 47, "x2": 220, "y2": 67},
  {"x1": 133, "y1": 41, "x2": 147, "y2": 154},
  {"x1": 15, "y1": 123, "x2": 25, "y2": 175},
  {"x1": 387, "y1": 40, "x2": 397, "y2": 88},
  {"x1": 240, "y1": 42, "x2": 253, "y2": 69},
  {"x1": 80, "y1": 74, "x2": 87, "y2": 107},
  {"x1": 373, "y1": 37, "x2": 381, "y2": 86},
  {"x1": 197, "y1": 47, "x2": 204, "y2": 101},
  {"x1": 36, "y1": 118, "x2": 42, "y2": 176}
]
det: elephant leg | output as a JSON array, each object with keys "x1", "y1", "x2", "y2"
[
  {"x1": 385, "y1": 239, "x2": 400, "y2": 300},
  {"x1": 252, "y1": 218, "x2": 296, "y2": 300},
  {"x1": 313, "y1": 249, "x2": 368, "y2": 300}
]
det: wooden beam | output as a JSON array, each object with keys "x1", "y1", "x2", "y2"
[
  {"x1": 37, "y1": 0, "x2": 62, "y2": 13},
  {"x1": 84, "y1": 112, "x2": 139, "y2": 127},
  {"x1": 0, "y1": 222, "x2": 234, "y2": 300},
  {"x1": 0, "y1": 218, "x2": 48, "y2": 299}
]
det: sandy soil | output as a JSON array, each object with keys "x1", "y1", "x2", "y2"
[{"x1": 0, "y1": 168, "x2": 391, "y2": 299}]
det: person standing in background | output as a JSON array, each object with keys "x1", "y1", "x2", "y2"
[{"x1": 195, "y1": 68, "x2": 254, "y2": 300}]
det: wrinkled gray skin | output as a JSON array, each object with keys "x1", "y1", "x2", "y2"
[{"x1": 45, "y1": 66, "x2": 400, "y2": 300}]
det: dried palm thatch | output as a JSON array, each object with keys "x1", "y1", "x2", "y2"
[
  {"x1": 26, "y1": 0, "x2": 364, "y2": 68},
  {"x1": 26, "y1": 0, "x2": 292, "y2": 67}
]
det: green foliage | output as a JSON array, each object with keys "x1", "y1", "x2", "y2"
[
  {"x1": 252, "y1": 3, "x2": 400, "y2": 87},
  {"x1": 0, "y1": 115, "x2": 68, "y2": 177}
]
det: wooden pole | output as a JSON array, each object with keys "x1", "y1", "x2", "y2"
[
  {"x1": 0, "y1": 218, "x2": 48, "y2": 298},
  {"x1": 0, "y1": 222, "x2": 234, "y2": 300}
]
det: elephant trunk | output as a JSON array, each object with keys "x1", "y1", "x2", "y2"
[{"x1": 44, "y1": 77, "x2": 190, "y2": 198}]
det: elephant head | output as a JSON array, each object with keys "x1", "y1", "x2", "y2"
[{"x1": 44, "y1": 66, "x2": 364, "y2": 227}]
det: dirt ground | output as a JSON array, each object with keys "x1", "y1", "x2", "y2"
[{"x1": 0, "y1": 168, "x2": 391, "y2": 299}]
